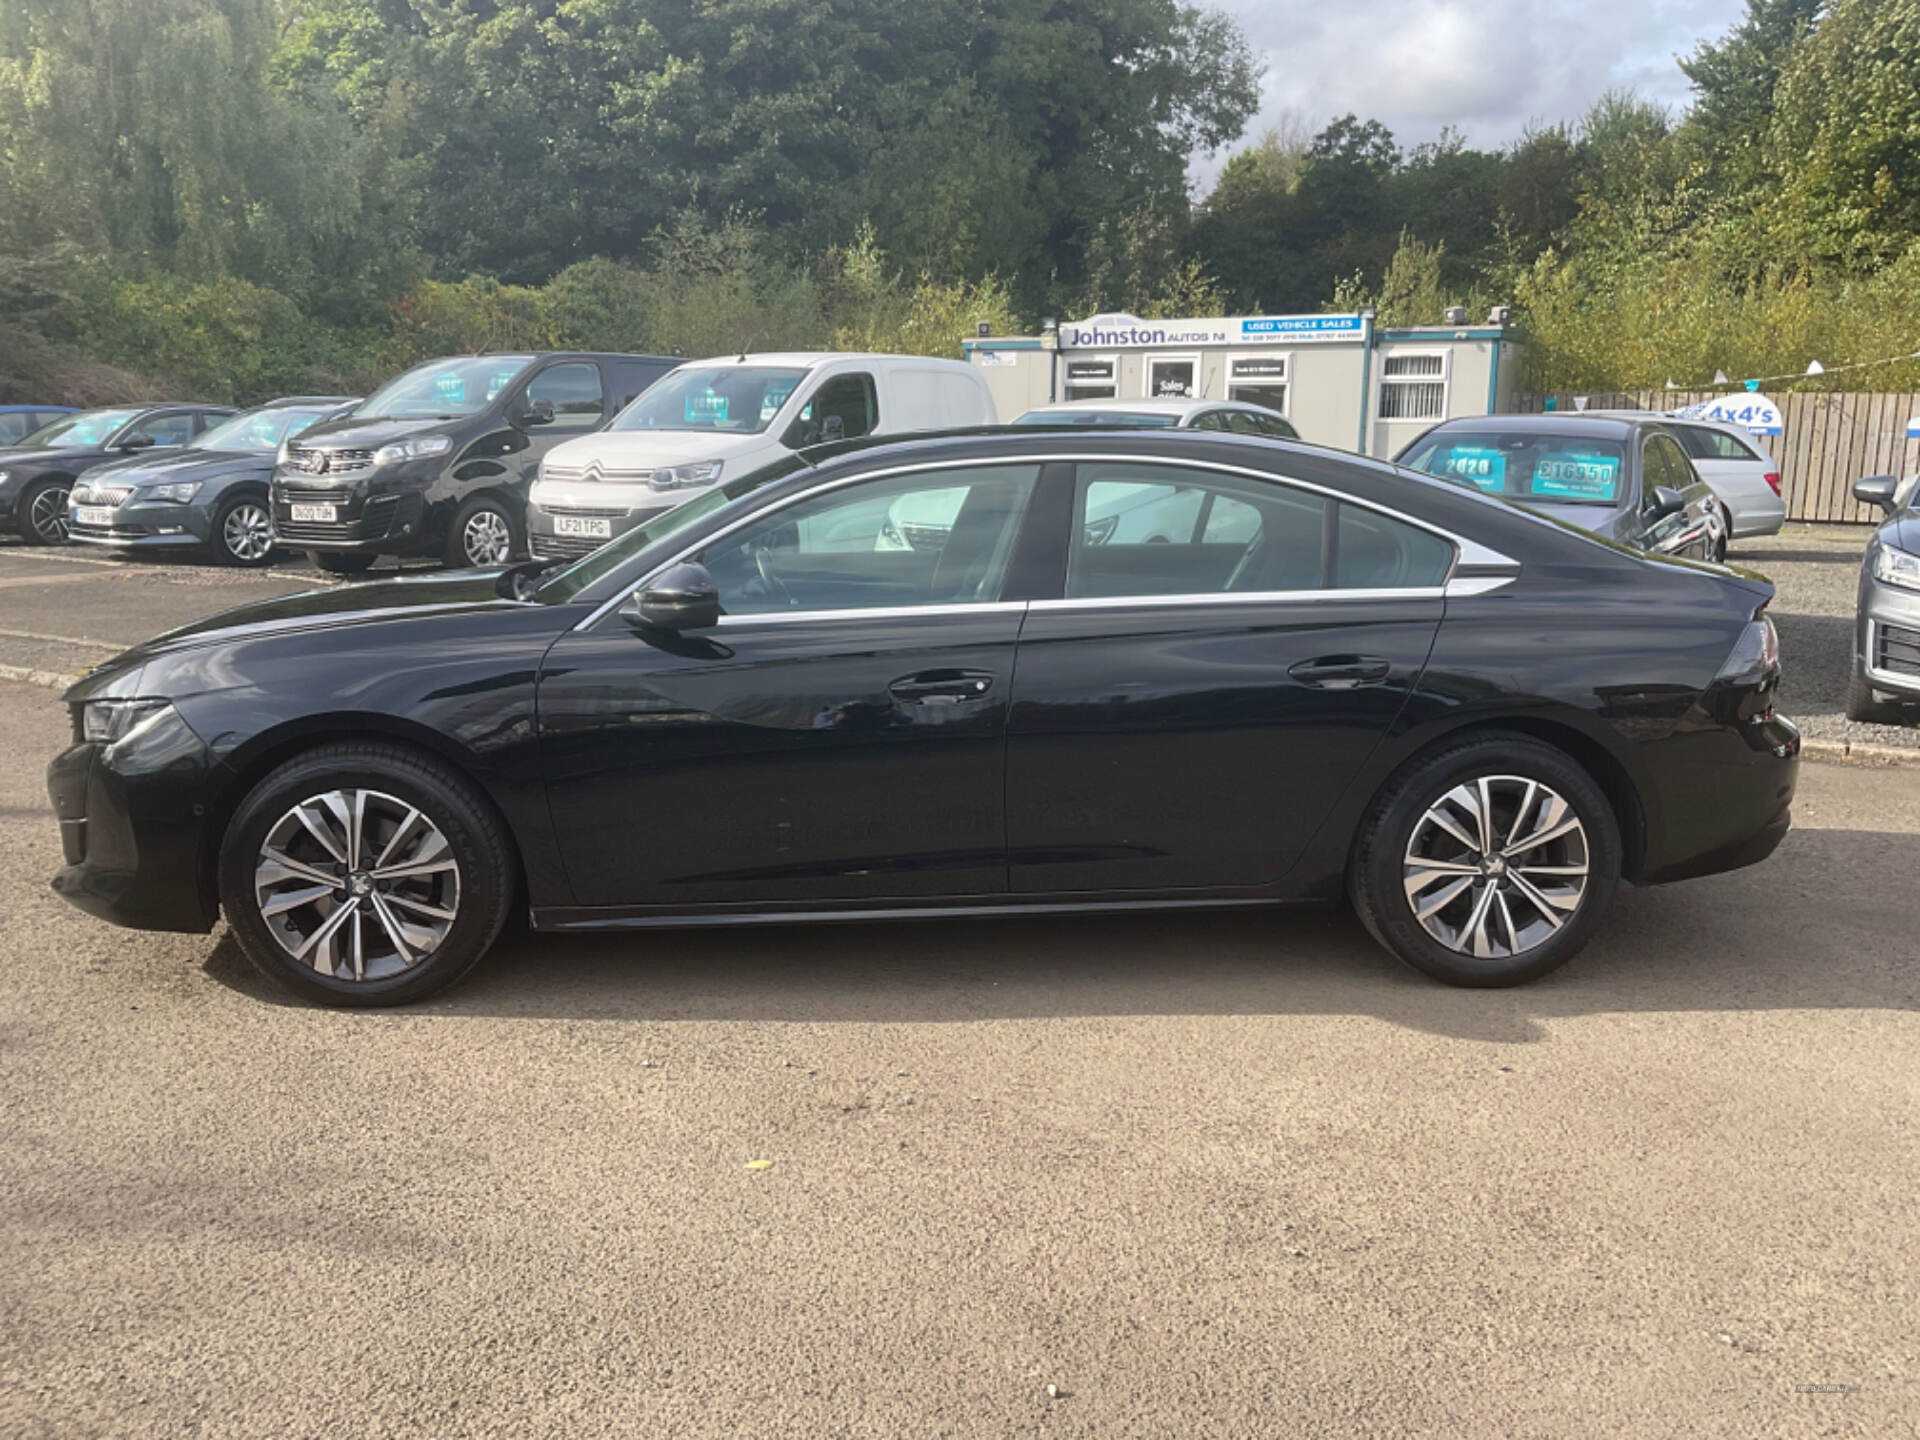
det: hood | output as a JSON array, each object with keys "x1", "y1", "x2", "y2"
[
  {"x1": 115, "y1": 570, "x2": 529, "y2": 662},
  {"x1": 83, "y1": 447, "x2": 271, "y2": 488},
  {"x1": 282, "y1": 414, "x2": 464, "y2": 451},
  {"x1": 544, "y1": 429, "x2": 767, "y2": 472}
]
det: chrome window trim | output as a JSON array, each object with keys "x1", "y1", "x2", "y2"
[
  {"x1": 1029, "y1": 587, "x2": 1444, "y2": 613},
  {"x1": 717, "y1": 601, "x2": 1029, "y2": 628},
  {"x1": 574, "y1": 451, "x2": 1521, "y2": 632}
]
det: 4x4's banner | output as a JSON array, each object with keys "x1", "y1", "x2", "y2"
[{"x1": 1668, "y1": 394, "x2": 1785, "y2": 435}]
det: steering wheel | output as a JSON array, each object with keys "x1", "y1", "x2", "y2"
[{"x1": 753, "y1": 544, "x2": 795, "y2": 607}]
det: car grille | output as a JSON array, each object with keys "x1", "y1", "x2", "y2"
[
  {"x1": 542, "y1": 461, "x2": 653, "y2": 484},
  {"x1": 70, "y1": 482, "x2": 134, "y2": 506},
  {"x1": 529, "y1": 531, "x2": 607, "y2": 562},
  {"x1": 284, "y1": 445, "x2": 375, "y2": 476},
  {"x1": 1875, "y1": 622, "x2": 1920, "y2": 678},
  {"x1": 542, "y1": 504, "x2": 628, "y2": 518}
]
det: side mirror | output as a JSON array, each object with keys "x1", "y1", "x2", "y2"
[
  {"x1": 1649, "y1": 485, "x2": 1687, "y2": 521},
  {"x1": 518, "y1": 398, "x2": 555, "y2": 427},
  {"x1": 1853, "y1": 474, "x2": 1898, "y2": 514},
  {"x1": 626, "y1": 562, "x2": 720, "y2": 632},
  {"x1": 120, "y1": 433, "x2": 157, "y2": 451}
]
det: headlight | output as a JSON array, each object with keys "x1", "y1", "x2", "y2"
[
  {"x1": 144, "y1": 481, "x2": 202, "y2": 504},
  {"x1": 649, "y1": 460, "x2": 722, "y2": 492},
  {"x1": 373, "y1": 434, "x2": 453, "y2": 467},
  {"x1": 1873, "y1": 543, "x2": 1920, "y2": 593},
  {"x1": 80, "y1": 698, "x2": 172, "y2": 745},
  {"x1": 275, "y1": 439, "x2": 292, "y2": 465}
]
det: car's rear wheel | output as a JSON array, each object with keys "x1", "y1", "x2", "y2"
[
  {"x1": 1349, "y1": 734, "x2": 1621, "y2": 986},
  {"x1": 19, "y1": 478, "x2": 72, "y2": 544},
  {"x1": 308, "y1": 550, "x2": 376, "y2": 575},
  {"x1": 446, "y1": 496, "x2": 520, "y2": 569},
  {"x1": 218, "y1": 743, "x2": 515, "y2": 1006},
  {"x1": 212, "y1": 492, "x2": 276, "y2": 567}
]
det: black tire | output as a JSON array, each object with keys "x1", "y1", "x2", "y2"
[
  {"x1": 445, "y1": 495, "x2": 521, "y2": 570},
  {"x1": 1846, "y1": 652, "x2": 1906, "y2": 725},
  {"x1": 1712, "y1": 509, "x2": 1730, "y2": 564},
  {"x1": 1348, "y1": 732, "x2": 1622, "y2": 987},
  {"x1": 18, "y1": 477, "x2": 72, "y2": 545},
  {"x1": 218, "y1": 742, "x2": 516, "y2": 1006},
  {"x1": 210, "y1": 490, "x2": 276, "y2": 567},
  {"x1": 308, "y1": 549, "x2": 376, "y2": 575}
]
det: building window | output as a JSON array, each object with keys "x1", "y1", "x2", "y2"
[
  {"x1": 1226, "y1": 354, "x2": 1290, "y2": 415},
  {"x1": 1064, "y1": 356, "x2": 1117, "y2": 401},
  {"x1": 1379, "y1": 352, "x2": 1448, "y2": 420},
  {"x1": 1144, "y1": 353, "x2": 1200, "y2": 399}
]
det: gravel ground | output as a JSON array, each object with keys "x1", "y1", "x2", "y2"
[{"x1": 1732, "y1": 525, "x2": 1920, "y2": 750}]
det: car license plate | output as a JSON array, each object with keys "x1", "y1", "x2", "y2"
[
  {"x1": 554, "y1": 515, "x2": 611, "y2": 539},
  {"x1": 74, "y1": 506, "x2": 116, "y2": 526},
  {"x1": 289, "y1": 503, "x2": 337, "y2": 522}
]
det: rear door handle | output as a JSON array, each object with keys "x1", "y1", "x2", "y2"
[
  {"x1": 888, "y1": 669, "x2": 996, "y2": 704},
  {"x1": 1287, "y1": 655, "x2": 1393, "y2": 689}
]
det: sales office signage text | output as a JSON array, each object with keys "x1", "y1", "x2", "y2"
[{"x1": 1059, "y1": 314, "x2": 1366, "y2": 349}]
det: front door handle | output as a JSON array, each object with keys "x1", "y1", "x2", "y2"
[
  {"x1": 888, "y1": 669, "x2": 995, "y2": 704},
  {"x1": 1288, "y1": 655, "x2": 1393, "y2": 689}
]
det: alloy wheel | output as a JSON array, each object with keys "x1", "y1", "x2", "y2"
[
  {"x1": 1401, "y1": 775, "x2": 1589, "y2": 959},
  {"x1": 223, "y1": 502, "x2": 274, "y2": 562},
  {"x1": 28, "y1": 484, "x2": 70, "y2": 542},
  {"x1": 253, "y1": 788, "x2": 461, "y2": 982},
  {"x1": 463, "y1": 510, "x2": 512, "y2": 566}
]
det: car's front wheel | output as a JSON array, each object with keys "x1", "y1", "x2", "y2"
[
  {"x1": 446, "y1": 496, "x2": 521, "y2": 569},
  {"x1": 19, "y1": 478, "x2": 72, "y2": 544},
  {"x1": 1349, "y1": 734, "x2": 1622, "y2": 986},
  {"x1": 211, "y1": 492, "x2": 276, "y2": 567},
  {"x1": 218, "y1": 743, "x2": 516, "y2": 1006}
]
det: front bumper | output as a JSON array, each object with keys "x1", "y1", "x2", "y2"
[
  {"x1": 527, "y1": 501, "x2": 674, "y2": 562},
  {"x1": 67, "y1": 498, "x2": 217, "y2": 550},
  {"x1": 46, "y1": 703, "x2": 219, "y2": 934},
  {"x1": 271, "y1": 481, "x2": 428, "y2": 553}
]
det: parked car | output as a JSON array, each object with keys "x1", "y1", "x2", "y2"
[
  {"x1": 1587, "y1": 410, "x2": 1785, "y2": 541},
  {"x1": 1014, "y1": 397, "x2": 1300, "y2": 438},
  {"x1": 67, "y1": 397, "x2": 357, "y2": 566},
  {"x1": 1845, "y1": 472, "x2": 1920, "y2": 723},
  {"x1": 272, "y1": 351, "x2": 678, "y2": 573},
  {"x1": 525, "y1": 353, "x2": 997, "y2": 562},
  {"x1": 48, "y1": 428, "x2": 1798, "y2": 1007},
  {"x1": 0, "y1": 404, "x2": 237, "y2": 545},
  {"x1": 1395, "y1": 414, "x2": 1728, "y2": 561},
  {"x1": 0, "y1": 405, "x2": 76, "y2": 447}
]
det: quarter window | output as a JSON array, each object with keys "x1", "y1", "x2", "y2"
[
  {"x1": 527, "y1": 363, "x2": 606, "y2": 430},
  {"x1": 697, "y1": 464, "x2": 1038, "y2": 615},
  {"x1": 1335, "y1": 504, "x2": 1455, "y2": 588},
  {"x1": 1379, "y1": 352, "x2": 1448, "y2": 420}
]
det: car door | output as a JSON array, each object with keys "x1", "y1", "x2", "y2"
[
  {"x1": 1005, "y1": 458, "x2": 1451, "y2": 893},
  {"x1": 498, "y1": 360, "x2": 608, "y2": 495},
  {"x1": 1636, "y1": 432, "x2": 1710, "y2": 557},
  {"x1": 538, "y1": 459, "x2": 1042, "y2": 908}
]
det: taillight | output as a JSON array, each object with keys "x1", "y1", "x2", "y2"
[
  {"x1": 1763, "y1": 471, "x2": 1781, "y2": 497},
  {"x1": 1715, "y1": 611, "x2": 1780, "y2": 685}
]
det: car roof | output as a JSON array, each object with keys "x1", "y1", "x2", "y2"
[
  {"x1": 1421, "y1": 413, "x2": 1643, "y2": 438},
  {"x1": 454, "y1": 351, "x2": 680, "y2": 363},
  {"x1": 1025, "y1": 398, "x2": 1284, "y2": 418},
  {"x1": 0, "y1": 403, "x2": 72, "y2": 413},
  {"x1": 252, "y1": 395, "x2": 360, "y2": 407},
  {"x1": 684, "y1": 352, "x2": 979, "y2": 371},
  {"x1": 1583, "y1": 408, "x2": 1754, "y2": 435}
]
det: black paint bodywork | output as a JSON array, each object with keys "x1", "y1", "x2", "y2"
[
  {"x1": 49, "y1": 430, "x2": 1799, "y2": 941},
  {"x1": 270, "y1": 352, "x2": 677, "y2": 562}
]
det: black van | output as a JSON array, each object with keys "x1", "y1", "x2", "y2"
[{"x1": 271, "y1": 351, "x2": 677, "y2": 571}]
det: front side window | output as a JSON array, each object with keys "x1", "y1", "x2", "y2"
[
  {"x1": 135, "y1": 413, "x2": 198, "y2": 447},
  {"x1": 22, "y1": 407, "x2": 143, "y2": 447},
  {"x1": 1399, "y1": 430, "x2": 1627, "y2": 506},
  {"x1": 1379, "y1": 353, "x2": 1447, "y2": 420},
  {"x1": 358, "y1": 355, "x2": 534, "y2": 420},
  {"x1": 1642, "y1": 434, "x2": 1696, "y2": 506},
  {"x1": 698, "y1": 464, "x2": 1038, "y2": 615},
  {"x1": 785, "y1": 374, "x2": 878, "y2": 446},
  {"x1": 526, "y1": 362, "x2": 605, "y2": 430}
]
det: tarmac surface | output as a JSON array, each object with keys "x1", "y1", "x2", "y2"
[{"x1": 1, "y1": 537, "x2": 1917, "y2": 1437}]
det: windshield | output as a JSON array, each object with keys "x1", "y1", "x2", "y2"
[
  {"x1": 356, "y1": 356, "x2": 533, "y2": 420},
  {"x1": 198, "y1": 406, "x2": 336, "y2": 453},
  {"x1": 1399, "y1": 430, "x2": 1628, "y2": 507},
  {"x1": 20, "y1": 408, "x2": 143, "y2": 448},
  {"x1": 1015, "y1": 409, "x2": 1182, "y2": 428},
  {"x1": 607, "y1": 366, "x2": 807, "y2": 435},
  {"x1": 535, "y1": 454, "x2": 811, "y2": 603}
]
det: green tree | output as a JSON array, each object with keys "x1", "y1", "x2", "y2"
[{"x1": 1679, "y1": 0, "x2": 1823, "y2": 194}]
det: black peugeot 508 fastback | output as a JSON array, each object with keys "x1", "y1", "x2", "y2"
[{"x1": 47, "y1": 429, "x2": 1799, "y2": 1006}]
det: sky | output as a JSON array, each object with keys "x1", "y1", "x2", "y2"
[{"x1": 1196, "y1": 0, "x2": 1741, "y2": 184}]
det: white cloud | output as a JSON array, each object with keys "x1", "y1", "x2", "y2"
[{"x1": 1197, "y1": 0, "x2": 1739, "y2": 181}]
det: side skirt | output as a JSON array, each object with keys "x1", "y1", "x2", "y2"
[{"x1": 531, "y1": 893, "x2": 1303, "y2": 934}]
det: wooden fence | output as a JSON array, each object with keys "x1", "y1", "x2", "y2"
[{"x1": 1511, "y1": 390, "x2": 1920, "y2": 525}]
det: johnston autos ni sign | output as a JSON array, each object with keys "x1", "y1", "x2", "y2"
[{"x1": 1057, "y1": 313, "x2": 1368, "y2": 349}]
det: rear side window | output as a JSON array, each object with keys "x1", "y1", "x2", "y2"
[
  {"x1": 1678, "y1": 425, "x2": 1762, "y2": 462},
  {"x1": 1065, "y1": 462, "x2": 1455, "y2": 599}
]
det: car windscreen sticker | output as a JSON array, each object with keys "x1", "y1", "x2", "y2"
[
  {"x1": 687, "y1": 390, "x2": 729, "y2": 424},
  {"x1": 1530, "y1": 451, "x2": 1621, "y2": 501},
  {"x1": 487, "y1": 369, "x2": 519, "y2": 401},
  {"x1": 1435, "y1": 445, "x2": 1507, "y2": 492},
  {"x1": 760, "y1": 380, "x2": 798, "y2": 422},
  {"x1": 434, "y1": 372, "x2": 467, "y2": 405}
]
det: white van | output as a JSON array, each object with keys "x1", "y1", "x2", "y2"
[{"x1": 526, "y1": 352, "x2": 998, "y2": 559}]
